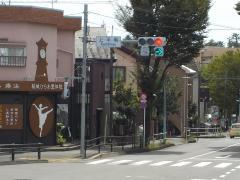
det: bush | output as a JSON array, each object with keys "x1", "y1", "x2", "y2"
[{"x1": 56, "y1": 123, "x2": 66, "y2": 146}]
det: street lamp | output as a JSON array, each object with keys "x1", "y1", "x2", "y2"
[{"x1": 181, "y1": 65, "x2": 197, "y2": 137}]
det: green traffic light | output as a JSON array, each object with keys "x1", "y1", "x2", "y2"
[{"x1": 154, "y1": 47, "x2": 164, "y2": 57}]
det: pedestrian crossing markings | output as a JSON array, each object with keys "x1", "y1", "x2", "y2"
[{"x1": 87, "y1": 159, "x2": 240, "y2": 169}]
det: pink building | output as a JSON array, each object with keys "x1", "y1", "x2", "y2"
[
  {"x1": 0, "y1": 6, "x2": 81, "y2": 145},
  {"x1": 0, "y1": 5, "x2": 81, "y2": 83}
]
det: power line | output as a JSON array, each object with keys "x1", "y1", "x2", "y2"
[
  {"x1": 5, "y1": 0, "x2": 114, "y2": 4},
  {"x1": 89, "y1": 11, "x2": 240, "y2": 32}
]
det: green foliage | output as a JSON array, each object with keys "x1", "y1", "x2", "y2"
[
  {"x1": 113, "y1": 80, "x2": 139, "y2": 134},
  {"x1": 156, "y1": 76, "x2": 181, "y2": 115},
  {"x1": 236, "y1": 2, "x2": 240, "y2": 15},
  {"x1": 205, "y1": 39, "x2": 224, "y2": 47},
  {"x1": 116, "y1": 0, "x2": 210, "y2": 141},
  {"x1": 188, "y1": 102, "x2": 198, "y2": 127},
  {"x1": 228, "y1": 33, "x2": 240, "y2": 48},
  {"x1": 116, "y1": 0, "x2": 210, "y2": 64},
  {"x1": 202, "y1": 50, "x2": 240, "y2": 116},
  {"x1": 56, "y1": 123, "x2": 66, "y2": 146}
]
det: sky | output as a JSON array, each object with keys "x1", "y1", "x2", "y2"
[{"x1": 2, "y1": 0, "x2": 240, "y2": 46}]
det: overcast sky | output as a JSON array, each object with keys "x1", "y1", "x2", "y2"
[{"x1": 5, "y1": 0, "x2": 240, "y2": 46}]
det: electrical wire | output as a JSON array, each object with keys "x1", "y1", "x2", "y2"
[{"x1": 2, "y1": 0, "x2": 114, "y2": 4}]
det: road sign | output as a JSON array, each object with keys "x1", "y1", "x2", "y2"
[
  {"x1": 96, "y1": 36, "x2": 121, "y2": 48},
  {"x1": 140, "y1": 46, "x2": 150, "y2": 56},
  {"x1": 140, "y1": 93, "x2": 147, "y2": 101},
  {"x1": 140, "y1": 93, "x2": 147, "y2": 109}
]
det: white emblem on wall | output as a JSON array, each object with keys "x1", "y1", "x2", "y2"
[{"x1": 33, "y1": 104, "x2": 53, "y2": 137}]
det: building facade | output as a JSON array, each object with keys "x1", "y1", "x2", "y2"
[{"x1": 0, "y1": 5, "x2": 81, "y2": 144}]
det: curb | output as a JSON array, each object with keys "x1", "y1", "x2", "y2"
[
  {"x1": 0, "y1": 160, "x2": 48, "y2": 166},
  {"x1": 42, "y1": 145, "x2": 80, "y2": 152}
]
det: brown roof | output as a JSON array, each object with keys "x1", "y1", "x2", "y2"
[{"x1": 0, "y1": 6, "x2": 81, "y2": 31}]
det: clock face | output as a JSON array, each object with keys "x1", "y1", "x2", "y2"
[{"x1": 39, "y1": 48, "x2": 46, "y2": 59}]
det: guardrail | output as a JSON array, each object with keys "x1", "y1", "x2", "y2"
[
  {"x1": 185, "y1": 127, "x2": 223, "y2": 138},
  {"x1": 85, "y1": 135, "x2": 143, "y2": 156},
  {"x1": 0, "y1": 143, "x2": 43, "y2": 161}
]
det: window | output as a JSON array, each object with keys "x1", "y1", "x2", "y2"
[
  {"x1": 0, "y1": 46, "x2": 26, "y2": 67},
  {"x1": 113, "y1": 66, "x2": 126, "y2": 82}
]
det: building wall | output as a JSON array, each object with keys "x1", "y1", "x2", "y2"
[
  {"x1": 75, "y1": 25, "x2": 110, "y2": 59},
  {"x1": 0, "y1": 22, "x2": 57, "y2": 81},
  {"x1": 195, "y1": 46, "x2": 240, "y2": 68},
  {"x1": 57, "y1": 30, "x2": 75, "y2": 84},
  {"x1": 114, "y1": 48, "x2": 138, "y2": 91},
  {"x1": 0, "y1": 22, "x2": 77, "y2": 83}
]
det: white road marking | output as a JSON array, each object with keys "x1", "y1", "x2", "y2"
[
  {"x1": 182, "y1": 142, "x2": 240, "y2": 161},
  {"x1": 214, "y1": 163, "x2": 232, "y2": 168},
  {"x1": 150, "y1": 161, "x2": 173, "y2": 166},
  {"x1": 171, "y1": 161, "x2": 192, "y2": 167},
  {"x1": 130, "y1": 160, "x2": 152, "y2": 166},
  {"x1": 219, "y1": 175, "x2": 226, "y2": 178},
  {"x1": 108, "y1": 160, "x2": 133, "y2": 165},
  {"x1": 226, "y1": 172, "x2": 231, "y2": 175},
  {"x1": 236, "y1": 165, "x2": 240, "y2": 168},
  {"x1": 215, "y1": 155, "x2": 231, "y2": 159},
  {"x1": 193, "y1": 162, "x2": 212, "y2": 167},
  {"x1": 230, "y1": 169, "x2": 236, "y2": 171},
  {"x1": 87, "y1": 159, "x2": 113, "y2": 165},
  {"x1": 192, "y1": 179, "x2": 217, "y2": 180}
]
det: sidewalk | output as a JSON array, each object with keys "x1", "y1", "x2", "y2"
[{"x1": 0, "y1": 138, "x2": 186, "y2": 164}]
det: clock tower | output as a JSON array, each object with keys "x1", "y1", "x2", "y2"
[{"x1": 35, "y1": 38, "x2": 48, "y2": 82}]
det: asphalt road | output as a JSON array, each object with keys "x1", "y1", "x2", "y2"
[{"x1": 1, "y1": 137, "x2": 240, "y2": 180}]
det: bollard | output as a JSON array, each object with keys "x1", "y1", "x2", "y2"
[
  {"x1": 37, "y1": 147, "x2": 41, "y2": 160},
  {"x1": 11, "y1": 148, "x2": 15, "y2": 161},
  {"x1": 111, "y1": 143, "x2": 113, "y2": 152}
]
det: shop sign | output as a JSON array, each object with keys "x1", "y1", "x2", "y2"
[
  {"x1": 0, "y1": 81, "x2": 64, "y2": 92},
  {"x1": 0, "y1": 104, "x2": 23, "y2": 129},
  {"x1": 29, "y1": 97, "x2": 54, "y2": 138}
]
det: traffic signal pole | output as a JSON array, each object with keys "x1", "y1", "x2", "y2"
[{"x1": 80, "y1": 4, "x2": 88, "y2": 159}]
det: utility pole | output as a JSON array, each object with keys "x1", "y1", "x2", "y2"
[
  {"x1": 238, "y1": 89, "x2": 240, "y2": 122},
  {"x1": 80, "y1": 4, "x2": 88, "y2": 159},
  {"x1": 163, "y1": 81, "x2": 167, "y2": 139}
]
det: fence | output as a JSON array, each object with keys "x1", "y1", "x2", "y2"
[
  {"x1": 0, "y1": 143, "x2": 43, "y2": 161},
  {"x1": 85, "y1": 135, "x2": 144, "y2": 156},
  {"x1": 185, "y1": 127, "x2": 223, "y2": 138}
]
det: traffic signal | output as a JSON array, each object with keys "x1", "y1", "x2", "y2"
[
  {"x1": 154, "y1": 47, "x2": 164, "y2": 57},
  {"x1": 138, "y1": 37, "x2": 166, "y2": 47}
]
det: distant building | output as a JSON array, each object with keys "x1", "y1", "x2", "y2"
[
  {"x1": 195, "y1": 46, "x2": 240, "y2": 69},
  {"x1": 194, "y1": 46, "x2": 240, "y2": 122},
  {"x1": 75, "y1": 25, "x2": 110, "y2": 59}
]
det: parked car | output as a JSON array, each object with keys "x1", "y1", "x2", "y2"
[{"x1": 229, "y1": 123, "x2": 240, "y2": 138}]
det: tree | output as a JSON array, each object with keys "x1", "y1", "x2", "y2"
[
  {"x1": 205, "y1": 39, "x2": 224, "y2": 47},
  {"x1": 228, "y1": 33, "x2": 240, "y2": 48},
  {"x1": 235, "y1": 2, "x2": 240, "y2": 15},
  {"x1": 202, "y1": 50, "x2": 240, "y2": 118},
  {"x1": 112, "y1": 80, "x2": 139, "y2": 135},
  {"x1": 116, "y1": 0, "x2": 210, "y2": 142}
]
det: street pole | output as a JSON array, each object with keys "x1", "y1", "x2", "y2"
[
  {"x1": 239, "y1": 89, "x2": 240, "y2": 122},
  {"x1": 143, "y1": 107, "x2": 146, "y2": 147},
  {"x1": 80, "y1": 4, "x2": 88, "y2": 159},
  {"x1": 163, "y1": 81, "x2": 166, "y2": 139}
]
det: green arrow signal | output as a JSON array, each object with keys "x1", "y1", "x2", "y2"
[{"x1": 154, "y1": 47, "x2": 164, "y2": 57}]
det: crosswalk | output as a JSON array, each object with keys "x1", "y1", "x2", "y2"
[{"x1": 86, "y1": 159, "x2": 240, "y2": 169}]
